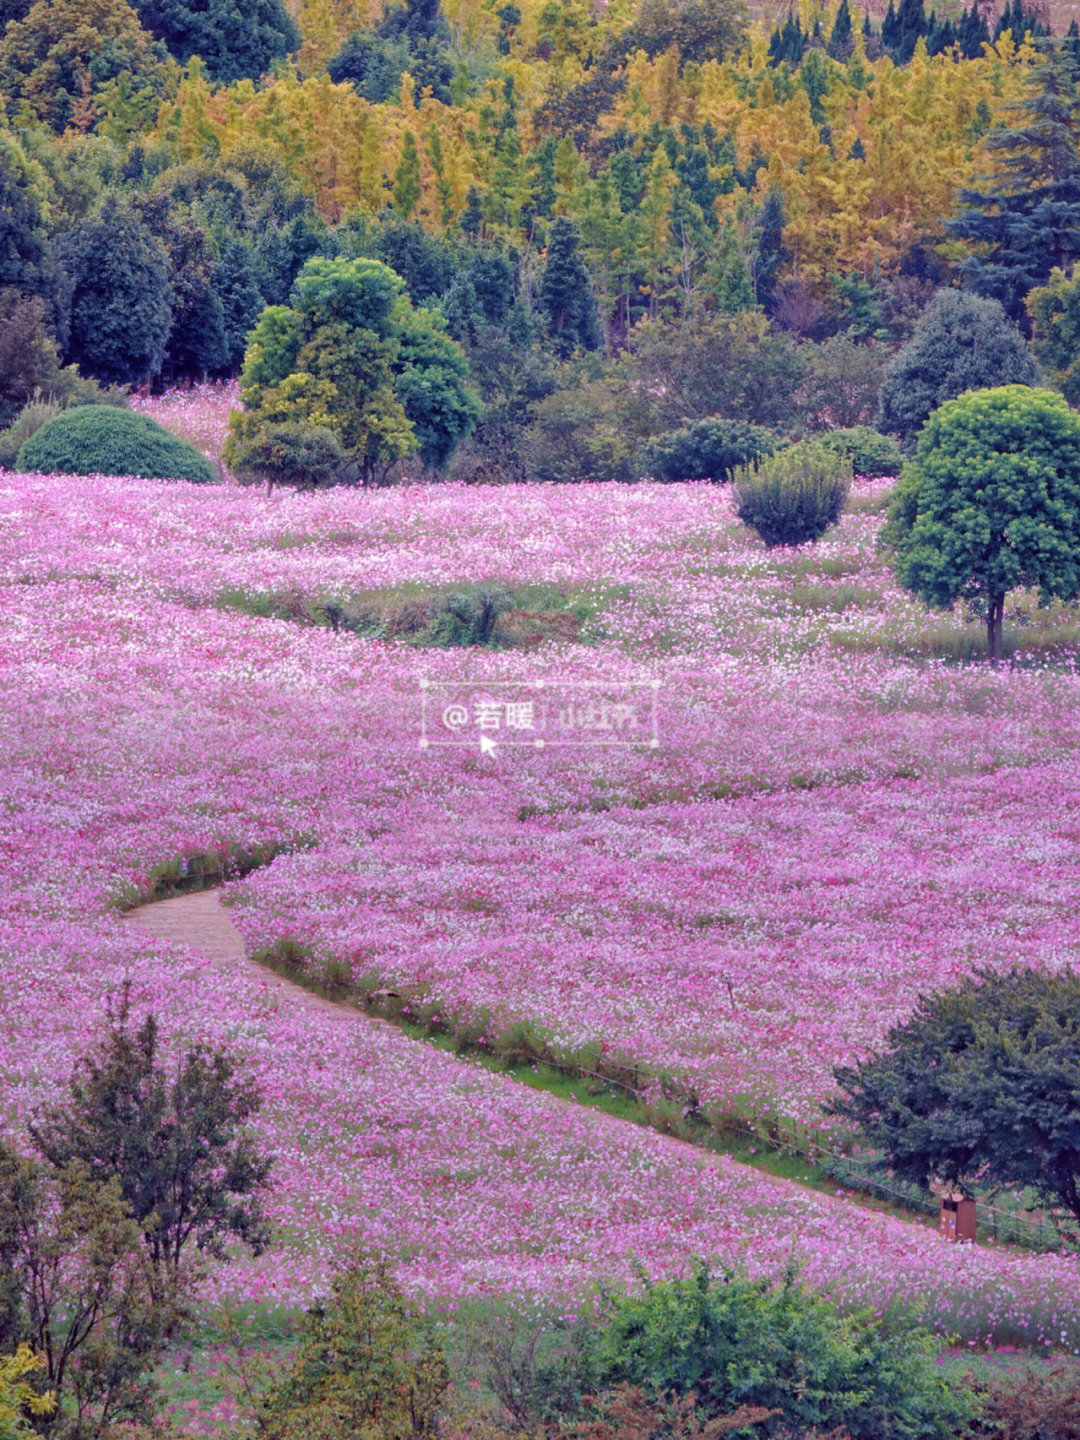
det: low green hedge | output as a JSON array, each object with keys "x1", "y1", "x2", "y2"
[{"x1": 17, "y1": 405, "x2": 215, "y2": 483}]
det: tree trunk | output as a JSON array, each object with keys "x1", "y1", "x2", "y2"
[{"x1": 986, "y1": 592, "x2": 1005, "y2": 665}]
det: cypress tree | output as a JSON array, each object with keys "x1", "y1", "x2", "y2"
[
  {"x1": 948, "y1": 42, "x2": 1080, "y2": 324},
  {"x1": 393, "y1": 132, "x2": 423, "y2": 219},
  {"x1": 828, "y1": 0, "x2": 853, "y2": 58},
  {"x1": 958, "y1": 2, "x2": 989, "y2": 57},
  {"x1": 880, "y1": 1, "x2": 900, "y2": 53},
  {"x1": 538, "y1": 217, "x2": 600, "y2": 355}
]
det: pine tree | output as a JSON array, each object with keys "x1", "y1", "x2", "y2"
[
  {"x1": 948, "y1": 43, "x2": 1080, "y2": 324},
  {"x1": 828, "y1": 0, "x2": 853, "y2": 59},
  {"x1": 958, "y1": 2, "x2": 990, "y2": 58},
  {"x1": 393, "y1": 131, "x2": 423, "y2": 219},
  {"x1": 538, "y1": 216, "x2": 600, "y2": 354}
]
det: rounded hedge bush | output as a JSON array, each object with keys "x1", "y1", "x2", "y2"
[
  {"x1": 816, "y1": 425, "x2": 903, "y2": 478},
  {"x1": 732, "y1": 440, "x2": 851, "y2": 547},
  {"x1": 644, "y1": 418, "x2": 778, "y2": 482},
  {"x1": 16, "y1": 405, "x2": 215, "y2": 483}
]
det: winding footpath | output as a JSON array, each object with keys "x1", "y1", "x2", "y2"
[{"x1": 120, "y1": 889, "x2": 910, "y2": 1222}]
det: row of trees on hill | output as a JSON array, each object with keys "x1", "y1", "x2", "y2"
[{"x1": 4, "y1": 0, "x2": 1080, "y2": 483}]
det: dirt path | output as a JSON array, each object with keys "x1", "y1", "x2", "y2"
[
  {"x1": 119, "y1": 890, "x2": 911, "y2": 1226},
  {"x1": 121, "y1": 889, "x2": 356, "y2": 1021}
]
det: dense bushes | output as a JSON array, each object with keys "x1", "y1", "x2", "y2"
[
  {"x1": 230, "y1": 422, "x2": 347, "y2": 490},
  {"x1": 560, "y1": 1265, "x2": 976, "y2": 1440},
  {"x1": 878, "y1": 289, "x2": 1040, "y2": 446},
  {"x1": 17, "y1": 405, "x2": 215, "y2": 482},
  {"x1": 817, "y1": 425, "x2": 903, "y2": 478},
  {"x1": 732, "y1": 441, "x2": 851, "y2": 547},
  {"x1": 644, "y1": 418, "x2": 778, "y2": 482}
]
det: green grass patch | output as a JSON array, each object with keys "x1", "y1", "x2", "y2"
[{"x1": 213, "y1": 579, "x2": 600, "y2": 650}]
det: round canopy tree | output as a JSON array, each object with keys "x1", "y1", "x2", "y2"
[
  {"x1": 878, "y1": 288, "x2": 1039, "y2": 447},
  {"x1": 829, "y1": 967, "x2": 1080, "y2": 1230},
  {"x1": 880, "y1": 385, "x2": 1080, "y2": 661}
]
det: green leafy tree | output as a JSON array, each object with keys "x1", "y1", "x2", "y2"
[
  {"x1": 829, "y1": 967, "x2": 1080, "y2": 1228},
  {"x1": 538, "y1": 217, "x2": 600, "y2": 356},
  {"x1": 0, "y1": 132, "x2": 61, "y2": 314},
  {"x1": 256, "y1": 1248, "x2": 449, "y2": 1440},
  {"x1": 0, "y1": 1143, "x2": 182, "y2": 1437},
  {"x1": 644, "y1": 417, "x2": 777, "y2": 482},
  {"x1": 621, "y1": 0, "x2": 747, "y2": 65},
  {"x1": 798, "y1": 333, "x2": 887, "y2": 429},
  {"x1": 30, "y1": 984, "x2": 272, "y2": 1282},
  {"x1": 51, "y1": 197, "x2": 174, "y2": 385},
  {"x1": 878, "y1": 288, "x2": 1039, "y2": 446},
  {"x1": 947, "y1": 43, "x2": 1080, "y2": 324},
  {"x1": 0, "y1": 0, "x2": 171, "y2": 134},
  {"x1": 229, "y1": 256, "x2": 477, "y2": 483},
  {"x1": 129, "y1": 0, "x2": 298, "y2": 84},
  {"x1": 880, "y1": 385, "x2": 1080, "y2": 661},
  {"x1": 394, "y1": 301, "x2": 481, "y2": 470},
  {"x1": 1027, "y1": 262, "x2": 1080, "y2": 404},
  {"x1": 629, "y1": 311, "x2": 806, "y2": 432}
]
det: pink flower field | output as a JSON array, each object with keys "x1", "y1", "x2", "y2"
[{"x1": 5, "y1": 430, "x2": 1080, "y2": 1353}]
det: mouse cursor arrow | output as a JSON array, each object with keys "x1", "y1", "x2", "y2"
[{"x1": 479, "y1": 734, "x2": 499, "y2": 758}]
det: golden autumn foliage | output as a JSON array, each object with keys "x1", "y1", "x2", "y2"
[{"x1": 137, "y1": 0, "x2": 1038, "y2": 296}]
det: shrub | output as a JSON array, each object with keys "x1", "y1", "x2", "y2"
[
  {"x1": 17, "y1": 405, "x2": 215, "y2": 483},
  {"x1": 231, "y1": 422, "x2": 348, "y2": 491},
  {"x1": 566, "y1": 1264, "x2": 976, "y2": 1440},
  {"x1": 0, "y1": 395, "x2": 63, "y2": 469},
  {"x1": 0, "y1": 381, "x2": 126, "y2": 470},
  {"x1": 732, "y1": 441, "x2": 851, "y2": 547},
  {"x1": 816, "y1": 426, "x2": 903, "y2": 478},
  {"x1": 878, "y1": 288, "x2": 1039, "y2": 446},
  {"x1": 643, "y1": 418, "x2": 779, "y2": 482},
  {"x1": 255, "y1": 1247, "x2": 449, "y2": 1440},
  {"x1": 973, "y1": 1361, "x2": 1080, "y2": 1440},
  {"x1": 427, "y1": 588, "x2": 512, "y2": 647}
]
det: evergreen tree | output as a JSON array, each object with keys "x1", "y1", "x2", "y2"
[
  {"x1": 393, "y1": 131, "x2": 423, "y2": 219},
  {"x1": 327, "y1": 31, "x2": 409, "y2": 103},
  {"x1": 888, "y1": 0, "x2": 928, "y2": 63},
  {"x1": 880, "y1": 1, "x2": 900, "y2": 53},
  {"x1": 958, "y1": 2, "x2": 990, "y2": 58},
  {"x1": 948, "y1": 43, "x2": 1080, "y2": 324},
  {"x1": 754, "y1": 187, "x2": 787, "y2": 312},
  {"x1": 538, "y1": 218, "x2": 600, "y2": 354},
  {"x1": 828, "y1": 0, "x2": 853, "y2": 58},
  {"x1": 879, "y1": 287, "x2": 1039, "y2": 445},
  {"x1": 51, "y1": 197, "x2": 174, "y2": 385},
  {"x1": 459, "y1": 185, "x2": 485, "y2": 241},
  {"x1": 213, "y1": 242, "x2": 266, "y2": 372},
  {"x1": 131, "y1": 0, "x2": 298, "y2": 84},
  {"x1": 374, "y1": 217, "x2": 456, "y2": 305},
  {"x1": 993, "y1": 0, "x2": 1047, "y2": 45}
]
